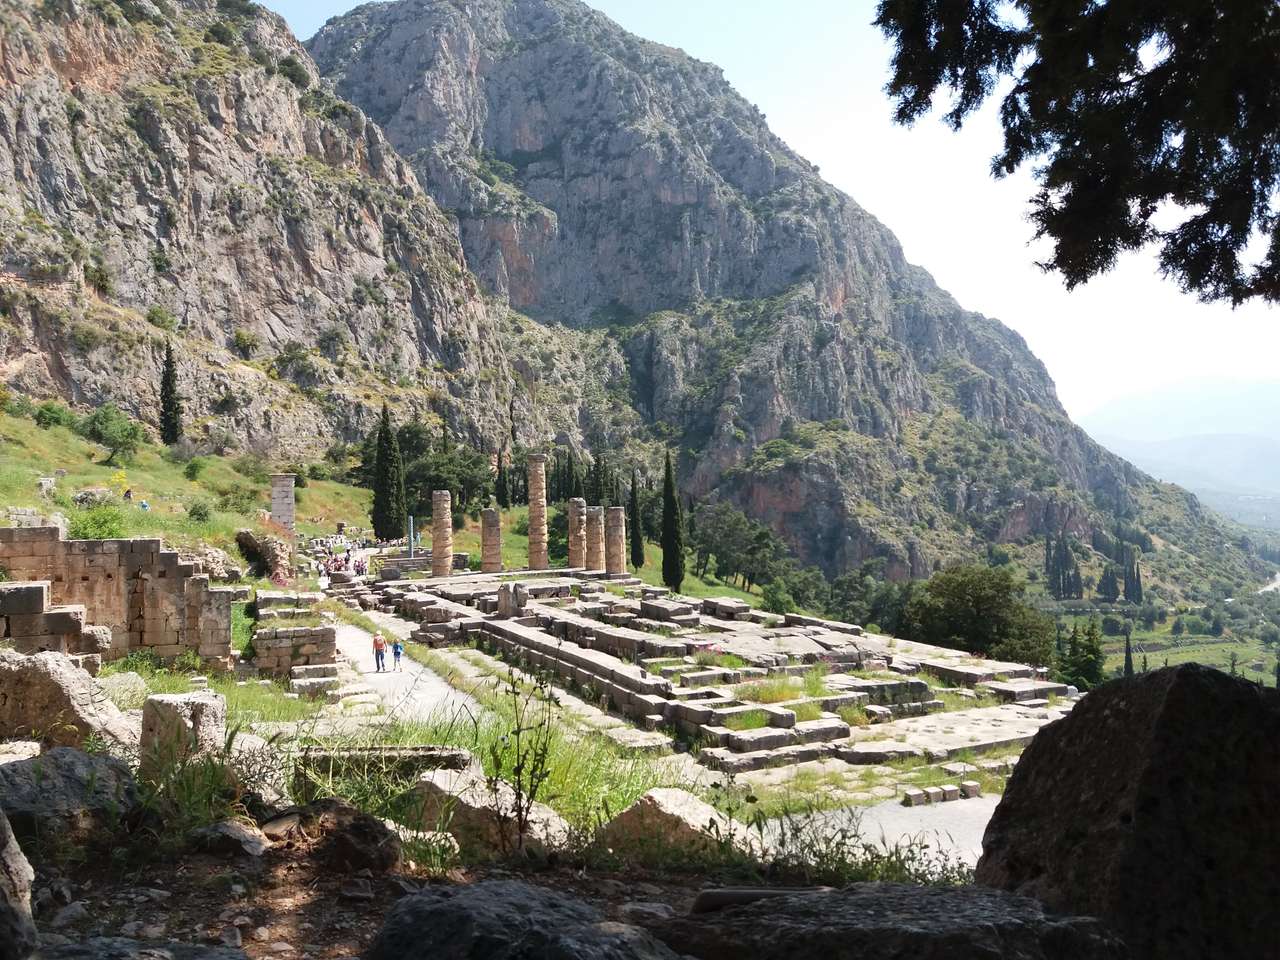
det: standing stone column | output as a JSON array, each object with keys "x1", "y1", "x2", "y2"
[
  {"x1": 269, "y1": 474, "x2": 296, "y2": 534},
  {"x1": 585, "y1": 506, "x2": 605, "y2": 572},
  {"x1": 567, "y1": 497, "x2": 587, "y2": 569},
  {"x1": 431, "y1": 490, "x2": 453, "y2": 578},
  {"x1": 481, "y1": 508, "x2": 503, "y2": 573},
  {"x1": 605, "y1": 506, "x2": 627, "y2": 577},
  {"x1": 527, "y1": 454, "x2": 549, "y2": 570}
]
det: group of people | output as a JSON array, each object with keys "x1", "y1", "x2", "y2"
[{"x1": 371, "y1": 631, "x2": 403, "y2": 672}]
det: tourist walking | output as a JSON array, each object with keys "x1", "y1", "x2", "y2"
[
  {"x1": 392, "y1": 638, "x2": 404, "y2": 672},
  {"x1": 372, "y1": 632, "x2": 387, "y2": 672}
]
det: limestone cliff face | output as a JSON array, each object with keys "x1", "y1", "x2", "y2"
[
  {"x1": 0, "y1": 0, "x2": 621, "y2": 455},
  {"x1": 0, "y1": 0, "x2": 1262, "y2": 592},
  {"x1": 307, "y1": 0, "x2": 1239, "y2": 585}
]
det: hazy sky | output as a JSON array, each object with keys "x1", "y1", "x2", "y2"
[{"x1": 267, "y1": 0, "x2": 1278, "y2": 421}]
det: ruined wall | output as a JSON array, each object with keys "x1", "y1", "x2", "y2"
[{"x1": 0, "y1": 526, "x2": 234, "y2": 667}]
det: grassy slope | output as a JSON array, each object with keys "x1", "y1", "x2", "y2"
[{"x1": 0, "y1": 410, "x2": 371, "y2": 551}]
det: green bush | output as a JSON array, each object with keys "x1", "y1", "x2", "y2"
[
  {"x1": 232, "y1": 328, "x2": 260, "y2": 358},
  {"x1": 146, "y1": 305, "x2": 177, "y2": 331},
  {"x1": 232, "y1": 453, "x2": 270, "y2": 483},
  {"x1": 277, "y1": 55, "x2": 309, "y2": 88},
  {"x1": 187, "y1": 499, "x2": 213, "y2": 523},
  {"x1": 34, "y1": 400, "x2": 78, "y2": 430},
  {"x1": 69, "y1": 506, "x2": 126, "y2": 540},
  {"x1": 204, "y1": 20, "x2": 237, "y2": 45},
  {"x1": 183, "y1": 457, "x2": 206, "y2": 481},
  {"x1": 216, "y1": 483, "x2": 260, "y2": 514}
]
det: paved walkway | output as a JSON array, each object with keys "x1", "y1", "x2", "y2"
[
  {"x1": 333, "y1": 620, "x2": 479, "y2": 725},
  {"x1": 778, "y1": 795, "x2": 1000, "y2": 867}
]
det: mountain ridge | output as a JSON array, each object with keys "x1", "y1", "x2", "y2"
[{"x1": 0, "y1": 0, "x2": 1269, "y2": 597}]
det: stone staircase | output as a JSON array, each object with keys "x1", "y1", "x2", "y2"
[{"x1": 0, "y1": 580, "x2": 111, "y2": 672}]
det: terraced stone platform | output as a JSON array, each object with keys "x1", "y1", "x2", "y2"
[{"x1": 320, "y1": 567, "x2": 1081, "y2": 775}]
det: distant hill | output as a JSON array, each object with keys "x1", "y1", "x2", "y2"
[{"x1": 1080, "y1": 380, "x2": 1280, "y2": 446}]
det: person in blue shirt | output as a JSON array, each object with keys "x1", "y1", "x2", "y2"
[{"x1": 392, "y1": 638, "x2": 404, "y2": 672}]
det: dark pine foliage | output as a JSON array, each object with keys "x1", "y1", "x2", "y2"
[
  {"x1": 875, "y1": 0, "x2": 1280, "y2": 304},
  {"x1": 159, "y1": 340, "x2": 182, "y2": 445},
  {"x1": 370, "y1": 403, "x2": 407, "y2": 541},
  {"x1": 629, "y1": 468, "x2": 645, "y2": 569},
  {"x1": 660, "y1": 451, "x2": 684, "y2": 591}
]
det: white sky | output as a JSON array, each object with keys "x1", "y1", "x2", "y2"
[{"x1": 270, "y1": 0, "x2": 1280, "y2": 421}]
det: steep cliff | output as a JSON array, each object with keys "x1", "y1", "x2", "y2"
[
  {"x1": 0, "y1": 0, "x2": 1265, "y2": 596},
  {"x1": 305, "y1": 0, "x2": 1266, "y2": 592},
  {"x1": 0, "y1": 0, "x2": 629, "y2": 456}
]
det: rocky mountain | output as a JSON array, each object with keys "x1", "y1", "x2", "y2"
[{"x1": 0, "y1": 0, "x2": 1269, "y2": 596}]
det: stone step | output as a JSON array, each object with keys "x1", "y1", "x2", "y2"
[
  {"x1": 291, "y1": 663, "x2": 340, "y2": 680},
  {"x1": 290, "y1": 676, "x2": 341, "y2": 698}
]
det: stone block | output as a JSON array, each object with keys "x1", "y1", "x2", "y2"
[
  {"x1": 0, "y1": 582, "x2": 50, "y2": 616},
  {"x1": 901, "y1": 787, "x2": 927, "y2": 807},
  {"x1": 940, "y1": 783, "x2": 961, "y2": 801},
  {"x1": 960, "y1": 780, "x2": 982, "y2": 799},
  {"x1": 923, "y1": 786, "x2": 944, "y2": 804},
  {"x1": 140, "y1": 692, "x2": 227, "y2": 776}
]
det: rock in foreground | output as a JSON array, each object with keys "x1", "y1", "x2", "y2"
[
  {"x1": 0, "y1": 651, "x2": 138, "y2": 749},
  {"x1": 0, "y1": 808, "x2": 36, "y2": 960},
  {"x1": 0, "y1": 748, "x2": 138, "y2": 844},
  {"x1": 367, "y1": 881, "x2": 681, "y2": 960},
  {"x1": 976, "y1": 664, "x2": 1279, "y2": 960},
  {"x1": 39, "y1": 939, "x2": 245, "y2": 960},
  {"x1": 655, "y1": 883, "x2": 1127, "y2": 959}
]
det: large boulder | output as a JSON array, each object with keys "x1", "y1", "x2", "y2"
[
  {"x1": 0, "y1": 651, "x2": 139, "y2": 749},
  {"x1": 139, "y1": 692, "x2": 227, "y2": 779},
  {"x1": 597, "y1": 788, "x2": 749, "y2": 861},
  {"x1": 366, "y1": 881, "x2": 681, "y2": 960},
  {"x1": 976, "y1": 664, "x2": 1279, "y2": 960},
  {"x1": 0, "y1": 748, "x2": 138, "y2": 844},
  {"x1": 0, "y1": 808, "x2": 37, "y2": 960},
  {"x1": 654, "y1": 884, "x2": 1127, "y2": 959},
  {"x1": 412, "y1": 766, "x2": 570, "y2": 859}
]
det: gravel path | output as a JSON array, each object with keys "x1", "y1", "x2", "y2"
[{"x1": 333, "y1": 620, "x2": 480, "y2": 725}]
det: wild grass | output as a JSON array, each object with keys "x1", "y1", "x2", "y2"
[
  {"x1": 723, "y1": 708, "x2": 770, "y2": 731},
  {"x1": 789, "y1": 701, "x2": 824, "y2": 723},
  {"x1": 801, "y1": 664, "x2": 830, "y2": 697},
  {"x1": 693, "y1": 650, "x2": 748, "y2": 669},
  {"x1": 838, "y1": 704, "x2": 871, "y2": 727}
]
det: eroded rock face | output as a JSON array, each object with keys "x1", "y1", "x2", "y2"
[
  {"x1": 0, "y1": 808, "x2": 37, "y2": 960},
  {"x1": 976, "y1": 664, "x2": 1280, "y2": 960},
  {"x1": 0, "y1": 748, "x2": 138, "y2": 844},
  {"x1": 654, "y1": 883, "x2": 1128, "y2": 960},
  {"x1": 0, "y1": 651, "x2": 139, "y2": 749},
  {"x1": 367, "y1": 881, "x2": 682, "y2": 960},
  {"x1": 304, "y1": 0, "x2": 1261, "y2": 589}
]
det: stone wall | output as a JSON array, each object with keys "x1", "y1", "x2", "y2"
[
  {"x1": 0, "y1": 525, "x2": 234, "y2": 668},
  {"x1": 251, "y1": 624, "x2": 338, "y2": 676}
]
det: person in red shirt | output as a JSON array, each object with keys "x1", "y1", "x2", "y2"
[{"x1": 372, "y1": 632, "x2": 387, "y2": 673}]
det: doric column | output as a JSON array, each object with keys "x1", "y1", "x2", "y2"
[
  {"x1": 567, "y1": 497, "x2": 587, "y2": 569},
  {"x1": 585, "y1": 506, "x2": 605, "y2": 572},
  {"x1": 431, "y1": 490, "x2": 453, "y2": 578},
  {"x1": 481, "y1": 508, "x2": 502, "y2": 573},
  {"x1": 605, "y1": 506, "x2": 627, "y2": 576},
  {"x1": 527, "y1": 454, "x2": 549, "y2": 570}
]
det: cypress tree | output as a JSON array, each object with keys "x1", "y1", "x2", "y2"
[
  {"x1": 1123, "y1": 631, "x2": 1134, "y2": 677},
  {"x1": 496, "y1": 453, "x2": 510, "y2": 509},
  {"x1": 660, "y1": 451, "x2": 684, "y2": 591},
  {"x1": 159, "y1": 340, "x2": 182, "y2": 445},
  {"x1": 629, "y1": 469, "x2": 644, "y2": 568},
  {"x1": 370, "y1": 403, "x2": 407, "y2": 541}
]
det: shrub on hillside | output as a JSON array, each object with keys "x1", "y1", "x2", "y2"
[
  {"x1": 217, "y1": 483, "x2": 260, "y2": 514},
  {"x1": 146, "y1": 305, "x2": 177, "y2": 331},
  {"x1": 277, "y1": 55, "x2": 309, "y2": 89},
  {"x1": 34, "y1": 400, "x2": 79, "y2": 430},
  {"x1": 183, "y1": 457, "x2": 207, "y2": 481},
  {"x1": 187, "y1": 499, "x2": 213, "y2": 523},
  {"x1": 69, "y1": 506, "x2": 126, "y2": 540},
  {"x1": 78, "y1": 403, "x2": 146, "y2": 463}
]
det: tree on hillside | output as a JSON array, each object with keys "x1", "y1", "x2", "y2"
[
  {"x1": 874, "y1": 0, "x2": 1280, "y2": 304},
  {"x1": 629, "y1": 469, "x2": 645, "y2": 568},
  {"x1": 660, "y1": 451, "x2": 684, "y2": 592},
  {"x1": 903, "y1": 564, "x2": 1053, "y2": 664},
  {"x1": 1060, "y1": 620, "x2": 1107, "y2": 690},
  {"x1": 81, "y1": 404, "x2": 146, "y2": 465},
  {"x1": 495, "y1": 452, "x2": 510, "y2": 509},
  {"x1": 1097, "y1": 564, "x2": 1121, "y2": 603},
  {"x1": 1123, "y1": 632, "x2": 1135, "y2": 678},
  {"x1": 159, "y1": 340, "x2": 182, "y2": 445},
  {"x1": 370, "y1": 404, "x2": 407, "y2": 541}
]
